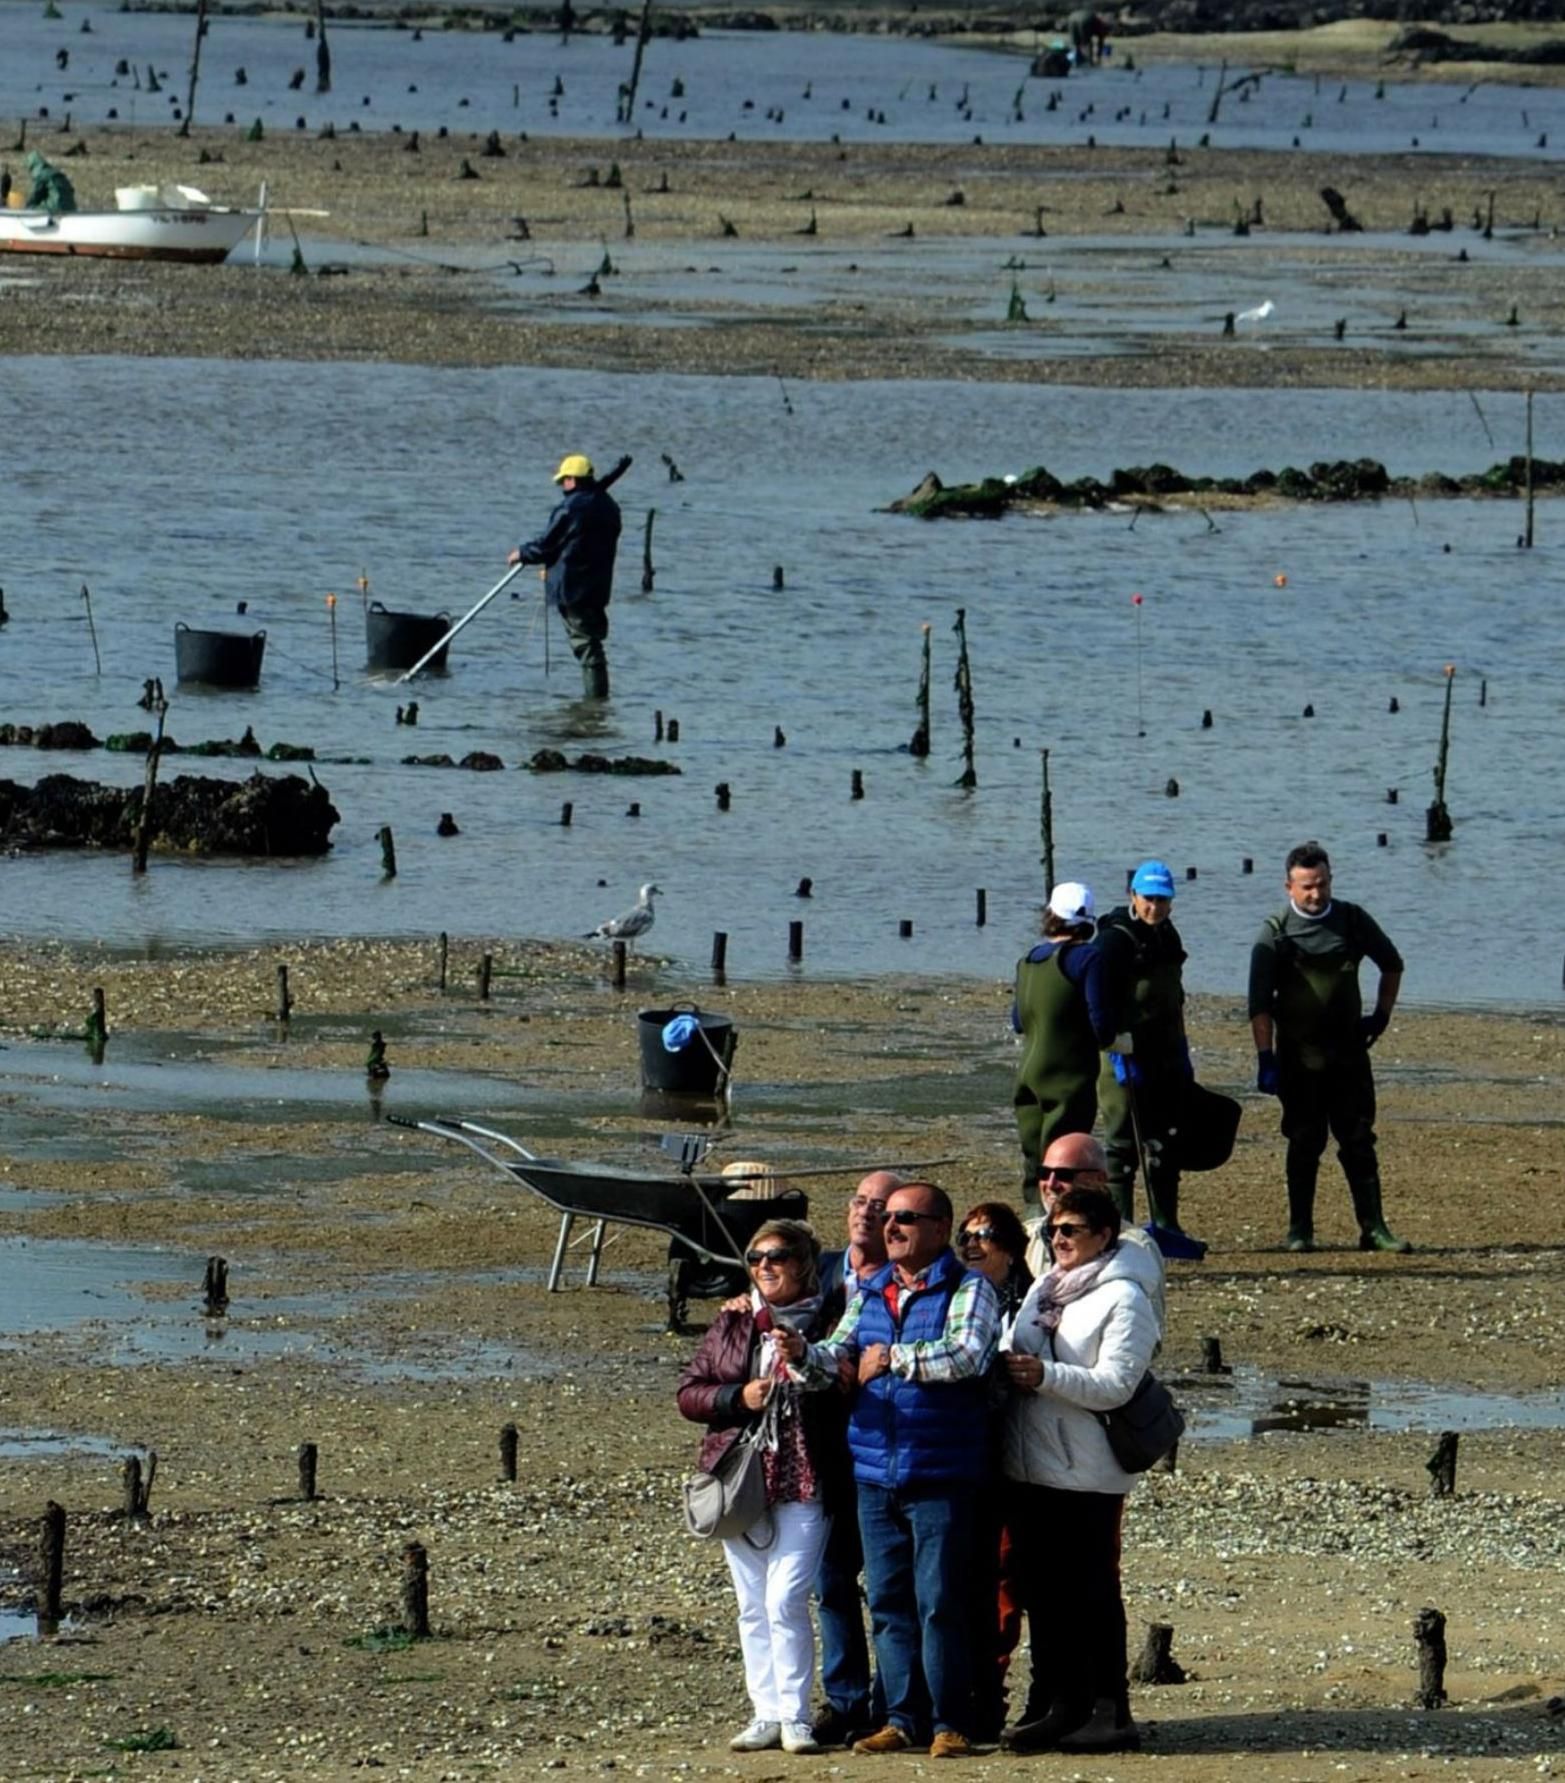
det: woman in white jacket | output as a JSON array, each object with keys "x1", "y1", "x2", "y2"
[{"x1": 998, "y1": 1184, "x2": 1162, "y2": 1756}]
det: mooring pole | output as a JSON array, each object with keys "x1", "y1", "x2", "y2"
[
  {"x1": 909, "y1": 622, "x2": 932, "y2": 757},
  {"x1": 952, "y1": 608, "x2": 977, "y2": 789},
  {"x1": 1425, "y1": 664, "x2": 1456, "y2": 842},
  {"x1": 1524, "y1": 388, "x2": 1536, "y2": 549},
  {"x1": 1039, "y1": 748, "x2": 1056, "y2": 890}
]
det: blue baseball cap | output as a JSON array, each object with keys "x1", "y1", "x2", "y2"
[{"x1": 1130, "y1": 860, "x2": 1176, "y2": 900}]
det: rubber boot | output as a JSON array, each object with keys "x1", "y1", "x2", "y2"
[
  {"x1": 1350, "y1": 1176, "x2": 1411, "y2": 1253},
  {"x1": 582, "y1": 658, "x2": 610, "y2": 699},
  {"x1": 1056, "y1": 1693, "x2": 1141, "y2": 1755},
  {"x1": 1284, "y1": 1175, "x2": 1316, "y2": 1252}
]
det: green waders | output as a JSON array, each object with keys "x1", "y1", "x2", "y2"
[
  {"x1": 1097, "y1": 909, "x2": 1188, "y2": 1228},
  {"x1": 559, "y1": 603, "x2": 610, "y2": 698},
  {"x1": 1013, "y1": 945, "x2": 1099, "y2": 1203},
  {"x1": 1278, "y1": 1047, "x2": 1407, "y2": 1250},
  {"x1": 1099, "y1": 1066, "x2": 1182, "y2": 1229}
]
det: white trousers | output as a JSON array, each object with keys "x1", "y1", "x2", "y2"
[{"x1": 722, "y1": 1500, "x2": 829, "y2": 1725}]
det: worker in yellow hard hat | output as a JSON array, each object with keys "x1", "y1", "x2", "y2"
[{"x1": 507, "y1": 452, "x2": 626, "y2": 698}]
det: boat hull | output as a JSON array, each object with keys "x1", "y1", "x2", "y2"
[{"x1": 0, "y1": 207, "x2": 257, "y2": 265}]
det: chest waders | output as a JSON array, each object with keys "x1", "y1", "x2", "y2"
[
  {"x1": 1013, "y1": 946, "x2": 1099, "y2": 1199},
  {"x1": 1098, "y1": 921, "x2": 1186, "y2": 1227},
  {"x1": 1269, "y1": 921, "x2": 1409, "y2": 1254}
]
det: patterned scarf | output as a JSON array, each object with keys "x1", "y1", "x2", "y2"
[{"x1": 1029, "y1": 1248, "x2": 1116, "y2": 1331}]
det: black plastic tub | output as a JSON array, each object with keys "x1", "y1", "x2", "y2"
[
  {"x1": 173, "y1": 623, "x2": 266, "y2": 688},
  {"x1": 364, "y1": 601, "x2": 452, "y2": 674},
  {"x1": 637, "y1": 1005, "x2": 737, "y2": 1096}
]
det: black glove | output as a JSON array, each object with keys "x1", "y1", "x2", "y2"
[
  {"x1": 1256, "y1": 1049, "x2": 1280, "y2": 1095},
  {"x1": 1360, "y1": 1008, "x2": 1390, "y2": 1048}
]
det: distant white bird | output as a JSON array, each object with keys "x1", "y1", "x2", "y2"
[
  {"x1": 587, "y1": 881, "x2": 661, "y2": 943},
  {"x1": 1235, "y1": 299, "x2": 1276, "y2": 326}
]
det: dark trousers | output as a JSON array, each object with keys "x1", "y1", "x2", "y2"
[
  {"x1": 968, "y1": 1485, "x2": 1022, "y2": 1738},
  {"x1": 858, "y1": 1481, "x2": 977, "y2": 1739},
  {"x1": 558, "y1": 602, "x2": 609, "y2": 696},
  {"x1": 815, "y1": 1500, "x2": 876, "y2": 1718},
  {"x1": 1014, "y1": 1081, "x2": 1097, "y2": 1205},
  {"x1": 1100, "y1": 1068, "x2": 1182, "y2": 1228},
  {"x1": 1006, "y1": 1482, "x2": 1127, "y2": 1717},
  {"x1": 1279, "y1": 1048, "x2": 1379, "y2": 1217}
]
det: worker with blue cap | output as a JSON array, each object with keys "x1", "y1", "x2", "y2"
[{"x1": 1096, "y1": 861, "x2": 1207, "y2": 1261}]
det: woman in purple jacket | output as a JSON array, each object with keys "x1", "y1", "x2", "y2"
[{"x1": 677, "y1": 1219, "x2": 845, "y2": 1757}]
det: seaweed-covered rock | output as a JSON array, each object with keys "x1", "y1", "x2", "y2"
[
  {"x1": 458, "y1": 751, "x2": 505, "y2": 772},
  {"x1": 266, "y1": 741, "x2": 316, "y2": 762},
  {"x1": 402, "y1": 753, "x2": 457, "y2": 768},
  {"x1": 526, "y1": 749, "x2": 681, "y2": 775},
  {"x1": 105, "y1": 731, "x2": 182, "y2": 753},
  {"x1": 34, "y1": 721, "x2": 100, "y2": 749},
  {"x1": 1112, "y1": 464, "x2": 1193, "y2": 497},
  {"x1": 1012, "y1": 465, "x2": 1064, "y2": 500},
  {"x1": 1310, "y1": 458, "x2": 1390, "y2": 499},
  {"x1": 0, "y1": 771, "x2": 338, "y2": 856},
  {"x1": 1275, "y1": 466, "x2": 1317, "y2": 500}
]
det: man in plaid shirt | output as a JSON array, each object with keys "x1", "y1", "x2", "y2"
[{"x1": 797, "y1": 1182, "x2": 1000, "y2": 1758}]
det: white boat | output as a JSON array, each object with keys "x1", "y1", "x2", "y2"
[{"x1": 0, "y1": 185, "x2": 259, "y2": 264}]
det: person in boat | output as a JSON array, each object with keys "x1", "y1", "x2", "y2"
[
  {"x1": 1012, "y1": 882, "x2": 1116, "y2": 1201},
  {"x1": 676, "y1": 1218, "x2": 844, "y2": 1757},
  {"x1": 507, "y1": 453, "x2": 621, "y2": 699},
  {"x1": 23, "y1": 150, "x2": 77, "y2": 214}
]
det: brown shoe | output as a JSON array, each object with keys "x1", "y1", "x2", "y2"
[
  {"x1": 852, "y1": 1726, "x2": 913, "y2": 1755},
  {"x1": 929, "y1": 1731, "x2": 972, "y2": 1759}
]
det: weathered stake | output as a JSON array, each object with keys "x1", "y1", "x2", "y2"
[
  {"x1": 1200, "y1": 1335, "x2": 1230, "y2": 1374},
  {"x1": 122, "y1": 1451, "x2": 156, "y2": 1519},
  {"x1": 39, "y1": 1501, "x2": 65, "y2": 1634},
  {"x1": 478, "y1": 953, "x2": 493, "y2": 1001},
  {"x1": 85, "y1": 986, "x2": 107, "y2": 1062},
  {"x1": 1039, "y1": 748, "x2": 1056, "y2": 890},
  {"x1": 1425, "y1": 1429, "x2": 1458, "y2": 1497},
  {"x1": 1426, "y1": 664, "x2": 1456, "y2": 843},
  {"x1": 298, "y1": 1441, "x2": 319, "y2": 1501},
  {"x1": 202, "y1": 1255, "x2": 229, "y2": 1316},
  {"x1": 80, "y1": 582, "x2": 102, "y2": 676},
  {"x1": 275, "y1": 963, "x2": 293, "y2": 1023},
  {"x1": 952, "y1": 608, "x2": 977, "y2": 788},
  {"x1": 1413, "y1": 1606, "x2": 1448, "y2": 1708},
  {"x1": 1524, "y1": 388, "x2": 1535, "y2": 548},
  {"x1": 612, "y1": 939, "x2": 627, "y2": 987},
  {"x1": 378, "y1": 824, "x2": 398, "y2": 877},
  {"x1": 499, "y1": 1422, "x2": 519, "y2": 1483},
  {"x1": 401, "y1": 1540, "x2": 431, "y2": 1638},
  {"x1": 641, "y1": 508, "x2": 657, "y2": 593},
  {"x1": 1131, "y1": 1622, "x2": 1186, "y2": 1684},
  {"x1": 851, "y1": 769, "x2": 864, "y2": 800},
  {"x1": 131, "y1": 681, "x2": 169, "y2": 875},
  {"x1": 975, "y1": 888, "x2": 987, "y2": 927},
  {"x1": 787, "y1": 920, "x2": 804, "y2": 962},
  {"x1": 437, "y1": 931, "x2": 449, "y2": 993},
  {"x1": 909, "y1": 622, "x2": 932, "y2": 757},
  {"x1": 710, "y1": 931, "x2": 728, "y2": 980}
]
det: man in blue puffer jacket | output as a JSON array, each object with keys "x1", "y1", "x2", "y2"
[
  {"x1": 508, "y1": 453, "x2": 622, "y2": 698},
  {"x1": 799, "y1": 1181, "x2": 1000, "y2": 1759}
]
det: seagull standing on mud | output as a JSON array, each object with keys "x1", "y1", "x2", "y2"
[
  {"x1": 587, "y1": 882, "x2": 661, "y2": 945},
  {"x1": 1235, "y1": 299, "x2": 1275, "y2": 326}
]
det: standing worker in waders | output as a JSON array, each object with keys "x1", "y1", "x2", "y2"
[
  {"x1": 1096, "y1": 860, "x2": 1207, "y2": 1262},
  {"x1": 508, "y1": 453, "x2": 622, "y2": 699},
  {"x1": 1248, "y1": 840, "x2": 1410, "y2": 1254},
  {"x1": 1012, "y1": 883, "x2": 1116, "y2": 1203}
]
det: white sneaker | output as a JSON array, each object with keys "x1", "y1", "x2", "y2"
[
  {"x1": 781, "y1": 1721, "x2": 821, "y2": 1755},
  {"x1": 730, "y1": 1720, "x2": 781, "y2": 1751}
]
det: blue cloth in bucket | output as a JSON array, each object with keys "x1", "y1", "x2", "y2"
[{"x1": 662, "y1": 1014, "x2": 702, "y2": 1053}]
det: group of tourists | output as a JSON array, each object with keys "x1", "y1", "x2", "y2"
[
  {"x1": 676, "y1": 839, "x2": 1409, "y2": 1757},
  {"x1": 1013, "y1": 840, "x2": 1408, "y2": 1255},
  {"x1": 679, "y1": 1151, "x2": 1157, "y2": 1758}
]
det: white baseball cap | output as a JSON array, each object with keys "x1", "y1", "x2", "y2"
[{"x1": 1047, "y1": 881, "x2": 1097, "y2": 930}]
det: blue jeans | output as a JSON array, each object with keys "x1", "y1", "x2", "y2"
[
  {"x1": 815, "y1": 1502, "x2": 875, "y2": 1717},
  {"x1": 857, "y1": 1480, "x2": 977, "y2": 1739}
]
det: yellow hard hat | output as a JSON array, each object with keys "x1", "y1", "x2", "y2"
[{"x1": 553, "y1": 454, "x2": 594, "y2": 482}]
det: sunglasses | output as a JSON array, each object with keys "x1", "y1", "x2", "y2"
[
  {"x1": 1046, "y1": 1221, "x2": 1096, "y2": 1241},
  {"x1": 959, "y1": 1227, "x2": 998, "y2": 1245},
  {"x1": 885, "y1": 1209, "x2": 942, "y2": 1228},
  {"x1": 746, "y1": 1248, "x2": 796, "y2": 1267},
  {"x1": 849, "y1": 1198, "x2": 890, "y2": 1220},
  {"x1": 1039, "y1": 1165, "x2": 1087, "y2": 1183}
]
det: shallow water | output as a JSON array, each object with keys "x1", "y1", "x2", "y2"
[
  {"x1": 8, "y1": 12, "x2": 1565, "y2": 162},
  {"x1": 1179, "y1": 1363, "x2": 1565, "y2": 1441},
  {"x1": 3, "y1": 357, "x2": 1562, "y2": 1008}
]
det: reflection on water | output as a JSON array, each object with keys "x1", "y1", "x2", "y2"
[
  {"x1": 1180, "y1": 1364, "x2": 1565, "y2": 1440},
  {"x1": 2, "y1": 358, "x2": 1562, "y2": 1006}
]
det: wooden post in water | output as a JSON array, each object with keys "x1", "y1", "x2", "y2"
[
  {"x1": 1425, "y1": 664, "x2": 1456, "y2": 843},
  {"x1": 711, "y1": 931, "x2": 728, "y2": 982},
  {"x1": 1039, "y1": 749, "x2": 1056, "y2": 891},
  {"x1": 202, "y1": 1256, "x2": 229, "y2": 1315},
  {"x1": 378, "y1": 825, "x2": 398, "y2": 877},
  {"x1": 437, "y1": 932, "x2": 448, "y2": 993},
  {"x1": 909, "y1": 623, "x2": 932, "y2": 757},
  {"x1": 80, "y1": 583, "x2": 102, "y2": 675},
  {"x1": 314, "y1": 0, "x2": 331, "y2": 92},
  {"x1": 179, "y1": 0, "x2": 209, "y2": 134},
  {"x1": 952, "y1": 608, "x2": 977, "y2": 789},
  {"x1": 39, "y1": 1502, "x2": 65, "y2": 1635},
  {"x1": 401, "y1": 1541, "x2": 431, "y2": 1638},
  {"x1": 1524, "y1": 388, "x2": 1536, "y2": 548},
  {"x1": 275, "y1": 964, "x2": 293, "y2": 1023},
  {"x1": 788, "y1": 920, "x2": 804, "y2": 962},
  {"x1": 1413, "y1": 1607, "x2": 1447, "y2": 1708},
  {"x1": 618, "y1": 0, "x2": 653, "y2": 123},
  {"x1": 85, "y1": 987, "x2": 107, "y2": 1063},
  {"x1": 131, "y1": 681, "x2": 169, "y2": 876},
  {"x1": 975, "y1": 888, "x2": 987, "y2": 927},
  {"x1": 499, "y1": 1423, "x2": 519, "y2": 1483},
  {"x1": 641, "y1": 509, "x2": 657, "y2": 592},
  {"x1": 297, "y1": 1441, "x2": 319, "y2": 1501},
  {"x1": 478, "y1": 953, "x2": 493, "y2": 1001}
]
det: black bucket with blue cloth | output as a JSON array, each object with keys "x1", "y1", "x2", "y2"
[{"x1": 637, "y1": 1005, "x2": 736, "y2": 1096}]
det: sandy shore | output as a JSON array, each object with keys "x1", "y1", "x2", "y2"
[{"x1": 0, "y1": 938, "x2": 1561, "y2": 1778}]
